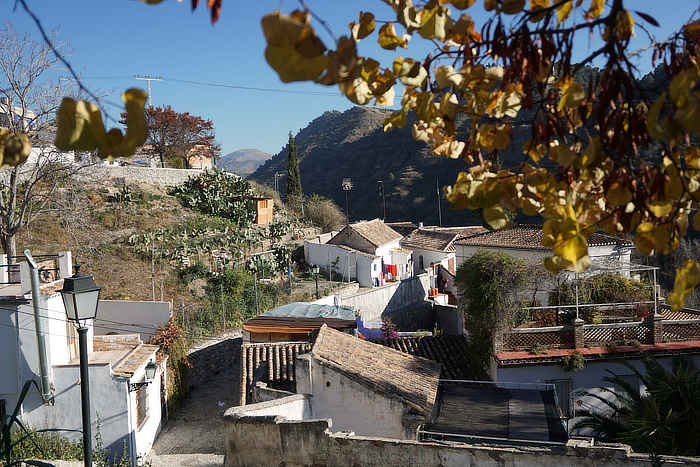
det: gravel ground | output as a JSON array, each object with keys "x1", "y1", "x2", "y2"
[{"x1": 146, "y1": 332, "x2": 241, "y2": 466}]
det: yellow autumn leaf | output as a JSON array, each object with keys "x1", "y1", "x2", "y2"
[
  {"x1": 484, "y1": 204, "x2": 513, "y2": 230},
  {"x1": 55, "y1": 98, "x2": 106, "y2": 152},
  {"x1": 646, "y1": 92, "x2": 674, "y2": 143},
  {"x1": 116, "y1": 88, "x2": 149, "y2": 159},
  {"x1": 394, "y1": 58, "x2": 428, "y2": 87},
  {"x1": 262, "y1": 12, "x2": 329, "y2": 83},
  {"x1": 523, "y1": 140, "x2": 545, "y2": 162},
  {"x1": 555, "y1": 76, "x2": 585, "y2": 110},
  {"x1": 502, "y1": 0, "x2": 525, "y2": 15},
  {"x1": 436, "y1": 66, "x2": 463, "y2": 89},
  {"x1": 556, "y1": 0, "x2": 573, "y2": 26},
  {"x1": 340, "y1": 79, "x2": 374, "y2": 105},
  {"x1": 484, "y1": 0, "x2": 498, "y2": 12},
  {"x1": 418, "y1": 5, "x2": 452, "y2": 40},
  {"x1": 350, "y1": 12, "x2": 375, "y2": 41},
  {"x1": 685, "y1": 146, "x2": 700, "y2": 169},
  {"x1": 553, "y1": 234, "x2": 590, "y2": 272},
  {"x1": 667, "y1": 259, "x2": 700, "y2": 311},
  {"x1": 0, "y1": 131, "x2": 31, "y2": 168},
  {"x1": 615, "y1": 9, "x2": 635, "y2": 42},
  {"x1": 634, "y1": 222, "x2": 657, "y2": 256},
  {"x1": 683, "y1": 19, "x2": 700, "y2": 40},
  {"x1": 446, "y1": 0, "x2": 477, "y2": 9},
  {"x1": 585, "y1": 0, "x2": 604, "y2": 19},
  {"x1": 529, "y1": 0, "x2": 549, "y2": 22},
  {"x1": 669, "y1": 68, "x2": 697, "y2": 109},
  {"x1": 378, "y1": 23, "x2": 408, "y2": 50},
  {"x1": 675, "y1": 92, "x2": 700, "y2": 134},
  {"x1": 607, "y1": 182, "x2": 633, "y2": 207}
]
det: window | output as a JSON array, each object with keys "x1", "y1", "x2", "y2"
[
  {"x1": 546, "y1": 378, "x2": 572, "y2": 417},
  {"x1": 135, "y1": 383, "x2": 149, "y2": 429},
  {"x1": 419, "y1": 255, "x2": 424, "y2": 270},
  {"x1": 0, "y1": 399, "x2": 5, "y2": 421}
]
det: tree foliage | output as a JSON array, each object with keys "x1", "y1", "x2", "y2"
[
  {"x1": 258, "y1": 0, "x2": 700, "y2": 311},
  {"x1": 573, "y1": 356, "x2": 700, "y2": 456},
  {"x1": 304, "y1": 193, "x2": 344, "y2": 232},
  {"x1": 286, "y1": 131, "x2": 302, "y2": 201},
  {"x1": 136, "y1": 105, "x2": 221, "y2": 169},
  {"x1": 454, "y1": 249, "x2": 543, "y2": 378}
]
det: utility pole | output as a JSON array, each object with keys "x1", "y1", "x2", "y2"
[
  {"x1": 342, "y1": 178, "x2": 353, "y2": 225},
  {"x1": 134, "y1": 75, "x2": 162, "y2": 108},
  {"x1": 437, "y1": 178, "x2": 443, "y2": 228},
  {"x1": 377, "y1": 180, "x2": 387, "y2": 221}
]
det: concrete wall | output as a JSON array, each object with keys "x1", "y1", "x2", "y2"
[
  {"x1": 238, "y1": 392, "x2": 313, "y2": 420},
  {"x1": 94, "y1": 300, "x2": 171, "y2": 342},
  {"x1": 295, "y1": 354, "x2": 414, "y2": 440},
  {"x1": 435, "y1": 304, "x2": 462, "y2": 335},
  {"x1": 340, "y1": 274, "x2": 431, "y2": 324},
  {"x1": 411, "y1": 248, "x2": 454, "y2": 277},
  {"x1": 25, "y1": 363, "x2": 130, "y2": 459},
  {"x1": 306, "y1": 241, "x2": 380, "y2": 287},
  {"x1": 222, "y1": 406, "x2": 696, "y2": 467}
]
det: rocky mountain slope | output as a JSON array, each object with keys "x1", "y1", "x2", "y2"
[{"x1": 249, "y1": 107, "x2": 491, "y2": 227}]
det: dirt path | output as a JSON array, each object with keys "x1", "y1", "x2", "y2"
[{"x1": 150, "y1": 332, "x2": 241, "y2": 457}]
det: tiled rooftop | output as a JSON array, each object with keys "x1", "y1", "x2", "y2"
[
  {"x1": 369, "y1": 335, "x2": 477, "y2": 380},
  {"x1": 338, "y1": 219, "x2": 403, "y2": 248},
  {"x1": 455, "y1": 224, "x2": 632, "y2": 250},
  {"x1": 386, "y1": 222, "x2": 418, "y2": 237},
  {"x1": 312, "y1": 324, "x2": 441, "y2": 415},
  {"x1": 401, "y1": 229, "x2": 461, "y2": 252}
]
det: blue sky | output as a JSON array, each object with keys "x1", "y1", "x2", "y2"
[{"x1": 4, "y1": 0, "x2": 699, "y2": 157}]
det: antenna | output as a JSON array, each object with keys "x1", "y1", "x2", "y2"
[{"x1": 134, "y1": 75, "x2": 162, "y2": 107}]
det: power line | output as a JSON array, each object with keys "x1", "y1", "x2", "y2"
[{"x1": 78, "y1": 75, "x2": 340, "y2": 97}]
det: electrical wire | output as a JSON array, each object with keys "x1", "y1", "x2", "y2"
[{"x1": 78, "y1": 75, "x2": 341, "y2": 97}]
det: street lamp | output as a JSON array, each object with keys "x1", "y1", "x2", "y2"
[
  {"x1": 58, "y1": 265, "x2": 103, "y2": 467},
  {"x1": 312, "y1": 265, "x2": 320, "y2": 299}
]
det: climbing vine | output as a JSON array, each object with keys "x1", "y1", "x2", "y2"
[{"x1": 454, "y1": 250, "x2": 545, "y2": 379}]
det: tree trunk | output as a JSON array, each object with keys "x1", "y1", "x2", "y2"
[{"x1": 2, "y1": 235, "x2": 16, "y2": 262}]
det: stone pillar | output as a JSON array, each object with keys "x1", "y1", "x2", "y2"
[
  {"x1": 0, "y1": 254, "x2": 8, "y2": 284},
  {"x1": 648, "y1": 313, "x2": 663, "y2": 344},
  {"x1": 58, "y1": 251, "x2": 72, "y2": 279},
  {"x1": 573, "y1": 318, "x2": 585, "y2": 348}
]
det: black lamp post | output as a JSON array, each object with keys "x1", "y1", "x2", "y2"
[
  {"x1": 58, "y1": 266, "x2": 103, "y2": 467},
  {"x1": 313, "y1": 265, "x2": 320, "y2": 299}
]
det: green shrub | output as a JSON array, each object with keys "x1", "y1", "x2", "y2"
[
  {"x1": 169, "y1": 169, "x2": 257, "y2": 226},
  {"x1": 562, "y1": 351, "x2": 585, "y2": 372}
]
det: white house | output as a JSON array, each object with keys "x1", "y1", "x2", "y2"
[
  {"x1": 454, "y1": 224, "x2": 634, "y2": 271},
  {"x1": 0, "y1": 252, "x2": 164, "y2": 465},
  {"x1": 305, "y1": 219, "x2": 413, "y2": 287}
]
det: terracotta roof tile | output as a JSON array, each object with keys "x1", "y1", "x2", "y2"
[
  {"x1": 338, "y1": 219, "x2": 403, "y2": 248},
  {"x1": 369, "y1": 335, "x2": 478, "y2": 380},
  {"x1": 311, "y1": 325, "x2": 441, "y2": 415},
  {"x1": 401, "y1": 229, "x2": 460, "y2": 252},
  {"x1": 455, "y1": 224, "x2": 632, "y2": 250},
  {"x1": 386, "y1": 222, "x2": 418, "y2": 237}
]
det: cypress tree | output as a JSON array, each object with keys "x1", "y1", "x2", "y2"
[{"x1": 286, "y1": 131, "x2": 302, "y2": 201}]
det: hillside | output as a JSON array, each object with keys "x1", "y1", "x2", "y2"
[
  {"x1": 218, "y1": 149, "x2": 272, "y2": 177},
  {"x1": 250, "y1": 107, "x2": 480, "y2": 226},
  {"x1": 250, "y1": 66, "x2": 676, "y2": 227}
]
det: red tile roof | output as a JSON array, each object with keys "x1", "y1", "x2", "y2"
[
  {"x1": 332, "y1": 219, "x2": 403, "y2": 248},
  {"x1": 455, "y1": 224, "x2": 632, "y2": 250},
  {"x1": 312, "y1": 324, "x2": 441, "y2": 415},
  {"x1": 369, "y1": 335, "x2": 477, "y2": 380}
]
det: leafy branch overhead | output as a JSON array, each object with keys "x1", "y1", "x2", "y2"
[{"x1": 260, "y1": 0, "x2": 700, "y2": 310}]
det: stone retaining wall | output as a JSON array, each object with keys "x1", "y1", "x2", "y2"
[
  {"x1": 222, "y1": 402, "x2": 696, "y2": 467},
  {"x1": 186, "y1": 331, "x2": 242, "y2": 390}
]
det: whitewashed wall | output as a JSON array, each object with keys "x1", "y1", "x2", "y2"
[{"x1": 296, "y1": 354, "x2": 409, "y2": 439}]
